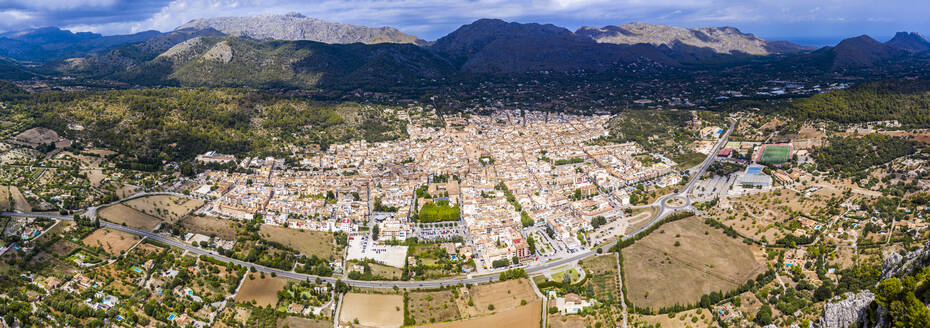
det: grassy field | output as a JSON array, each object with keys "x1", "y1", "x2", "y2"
[
  {"x1": 124, "y1": 195, "x2": 203, "y2": 220},
  {"x1": 674, "y1": 151, "x2": 707, "y2": 169},
  {"x1": 622, "y1": 216, "x2": 763, "y2": 309},
  {"x1": 235, "y1": 275, "x2": 287, "y2": 307},
  {"x1": 259, "y1": 225, "x2": 336, "y2": 259},
  {"x1": 424, "y1": 300, "x2": 541, "y2": 328},
  {"x1": 759, "y1": 145, "x2": 791, "y2": 164},
  {"x1": 178, "y1": 215, "x2": 238, "y2": 240},
  {"x1": 81, "y1": 228, "x2": 141, "y2": 256},
  {"x1": 339, "y1": 293, "x2": 404, "y2": 327},
  {"x1": 97, "y1": 204, "x2": 165, "y2": 231},
  {"x1": 408, "y1": 289, "x2": 461, "y2": 324}
]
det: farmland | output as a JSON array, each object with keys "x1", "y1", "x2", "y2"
[
  {"x1": 339, "y1": 292, "x2": 404, "y2": 327},
  {"x1": 622, "y1": 216, "x2": 764, "y2": 309},
  {"x1": 423, "y1": 300, "x2": 541, "y2": 328},
  {"x1": 124, "y1": 195, "x2": 203, "y2": 221},
  {"x1": 81, "y1": 228, "x2": 141, "y2": 256},
  {"x1": 259, "y1": 224, "x2": 337, "y2": 259},
  {"x1": 579, "y1": 254, "x2": 620, "y2": 304},
  {"x1": 235, "y1": 275, "x2": 288, "y2": 307},
  {"x1": 97, "y1": 203, "x2": 166, "y2": 231},
  {"x1": 407, "y1": 289, "x2": 462, "y2": 324},
  {"x1": 178, "y1": 215, "x2": 239, "y2": 240}
]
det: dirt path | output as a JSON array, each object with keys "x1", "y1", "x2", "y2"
[{"x1": 615, "y1": 252, "x2": 628, "y2": 328}]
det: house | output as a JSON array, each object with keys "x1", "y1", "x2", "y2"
[{"x1": 552, "y1": 292, "x2": 594, "y2": 314}]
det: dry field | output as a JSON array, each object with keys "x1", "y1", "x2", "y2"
[
  {"x1": 638, "y1": 308, "x2": 715, "y2": 328},
  {"x1": 10, "y1": 186, "x2": 30, "y2": 212},
  {"x1": 235, "y1": 275, "x2": 288, "y2": 307},
  {"x1": 548, "y1": 314, "x2": 586, "y2": 328},
  {"x1": 277, "y1": 316, "x2": 331, "y2": 328},
  {"x1": 408, "y1": 289, "x2": 461, "y2": 324},
  {"x1": 464, "y1": 278, "x2": 538, "y2": 317},
  {"x1": 0, "y1": 186, "x2": 9, "y2": 211},
  {"x1": 424, "y1": 300, "x2": 541, "y2": 328},
  {"x1": 709, "y1": 188, "x2": 845, "y2": 242},
  {"x1": 259, "y1": 224, "x2": 335, "y2": 259},
  {"x1": 81, "y1": 228, "x2": 141, "y2": 256},
  {"x1": 339, "y1": 293, "x2": 404, "y2": 327},
  {"x1": 125, "y1": 195, "x2": 202, "y2": 220},
  {"x1": 178, "y1": 216, "x2": 239, "y2": 240},
  {"x1": 14, "y1": 127, "x2": 68, "y2": 147},
  {"x1": 97, "y1": 204, "x2": 165, "y2": 231},
  {"x1": 622, "y1": 216, "x2": 764, "y2": 309}
]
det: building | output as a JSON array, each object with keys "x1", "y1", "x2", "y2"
[
  {"x1": 195, "y1": 151, "x2": 237, "y2": 164},
  {"x1": 738, "y1": 165, "x2": 772, "y2": 188},
  {"x1": 552, "y1": 292, "x2": 594, "y2": 314}
]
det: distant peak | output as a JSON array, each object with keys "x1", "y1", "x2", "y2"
[{"x1": 283, "y1": 12, "x2": 305, "y2": 18}]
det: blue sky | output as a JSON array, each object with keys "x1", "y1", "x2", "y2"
[{"x1": 0, "y1": 0, "x2": 928, "y2": 46}]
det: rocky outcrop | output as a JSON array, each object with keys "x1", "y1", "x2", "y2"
[
  {"x1": 178, "y1": 12, "x2": 425, "y2": 46},
  {"x1": 819, "y1": 291, "x2": 875, "y2": 328},
  {"x1": 576, "y1": 22, "x2": 812, "y2": 55},
  {"x1": 885, "y1": 32, "x2": 930, "y2": 53},
  {"x1": 881, "y1": 241, "x2": 930, "y2": 280},
  {"x1": 202, "y1": 41, "x2": 233, "y2": 63}
]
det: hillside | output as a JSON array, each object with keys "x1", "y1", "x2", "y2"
[
  {"x1": 0, "y1": 27, "x2": 160, "y2": 62},
  {"x1": 108, "y1": 36, "x2": 454, "y2": 89},
  {"x1": 576, "y1": 23, "x2": 811, "y2": 55},
  {"x1": 430, "y1": 19, "x2": 676, "y2": 73},
  {"x1": 790, "y1": 79, "x2": 930, "y2": 127},
  {"x1": 178, "y1": 12, "x2": 426, "y2": 45},
  {"x1": 1, "y1": 88, "x2": 408, "y2": 165},
  {"x1": 885, "y1": 31, "x2": 930, "y2": 53}
]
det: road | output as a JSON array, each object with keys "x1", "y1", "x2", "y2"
[{"x1": 0, "y1": 119, "x2": 736, "y2": 289}]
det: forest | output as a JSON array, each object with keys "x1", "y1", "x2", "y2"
[
  {"x1": 790, "y1": 79, "x2": 930, "y2": 127},
  {"x1": 813, "y1": 134, "x2": 920, "y2": 175}
]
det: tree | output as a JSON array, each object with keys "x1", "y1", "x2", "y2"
[
  {"x1": 755, "y1": 305, "x2": 773, "y2": 326},
  {"x1": 372, "y1": 224, "x2": 380, "y2": 241}
]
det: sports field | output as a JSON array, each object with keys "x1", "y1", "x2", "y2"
[{"x1": 758, "y1": 145, "x2": 791, "y2": 164}]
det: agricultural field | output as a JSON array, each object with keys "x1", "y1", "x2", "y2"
[
  {"x1": 81, "y1": 228, "x2": 141, "y2": 256},
  {"x1": 259, "y1": 224, "x2": 336, "y2": 259},
  {"x1": 277, "y1": 316, "x2": 331, "y2": 328},
  {"x1": 124, "y1": 195, "x2": 203, "y2": 221},
  {"x1": 97, "y1": 203, "x2": 166, "y2": 231},
  {"x1": 10, "y1": 186, "x2": 30, "y2": 212},
  {"x1": 622, "y1": 216, "x2": 764, "y2": 309},
  {"x1": 177, "y1": 215, "x2": 239, "y2": 240},
  {"x1": 339, "y1": 292, "x2": 404, "y2": 327},
  {"x1": 424, "y1": 300, "x2": 541, "y2": 328},
  {"x1": 633, "y1": 308, "x2": 716, "y2": 328},
  {"x1": 579, "y1": 254, "x2": 620, "y2": 304},
  {"x1": 407, "y1": 289, "x2": 461, "y2": 324},
  {"x1": 0, "y1": 185, "x2": 9, "y2": 211},
  {"x1": 235, "y1": 275, "x2": 288, "y2": 307},
  {"x1": 462, "y1": 278, "x2": 538, "y2": 318}
]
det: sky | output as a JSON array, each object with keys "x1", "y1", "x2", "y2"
[{"x1": 1, "y1": 0, "x2": 928, "y2": 46}]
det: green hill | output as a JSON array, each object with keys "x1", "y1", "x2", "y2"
[{"x1": 790, "y1": 80, "x2": 930, "y2": 127}]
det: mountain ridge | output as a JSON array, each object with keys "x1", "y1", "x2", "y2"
[
  {"x1": 575, "y1": 22, "x2": 813, "y2": 55},
  {"x1": 177, "y1": 12, "x2": 427, "y2": 46}
]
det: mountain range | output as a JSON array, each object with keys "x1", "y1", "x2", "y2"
[
  {"x1": 177, "y1": 12, "x2": 427, "y2": 46},
  {"x1": 0, "y1": 13, "x2": 928, "y2": 87}
]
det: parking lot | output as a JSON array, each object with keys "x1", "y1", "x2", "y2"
[{"x1": 345, "y1": 235, "x2": 407, "y2": 268}]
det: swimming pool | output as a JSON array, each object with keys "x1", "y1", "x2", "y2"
[{"x1": 746, "y1": 167, "x2": 762, "y2": 175}]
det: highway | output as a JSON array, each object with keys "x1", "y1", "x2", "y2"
[{"x1": 1, "y1": 119, "x2": 735, "y2": 289}]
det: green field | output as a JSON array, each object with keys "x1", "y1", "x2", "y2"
[{"x1": 760, "y1": 145, "x2": 791, "y2": 164}]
